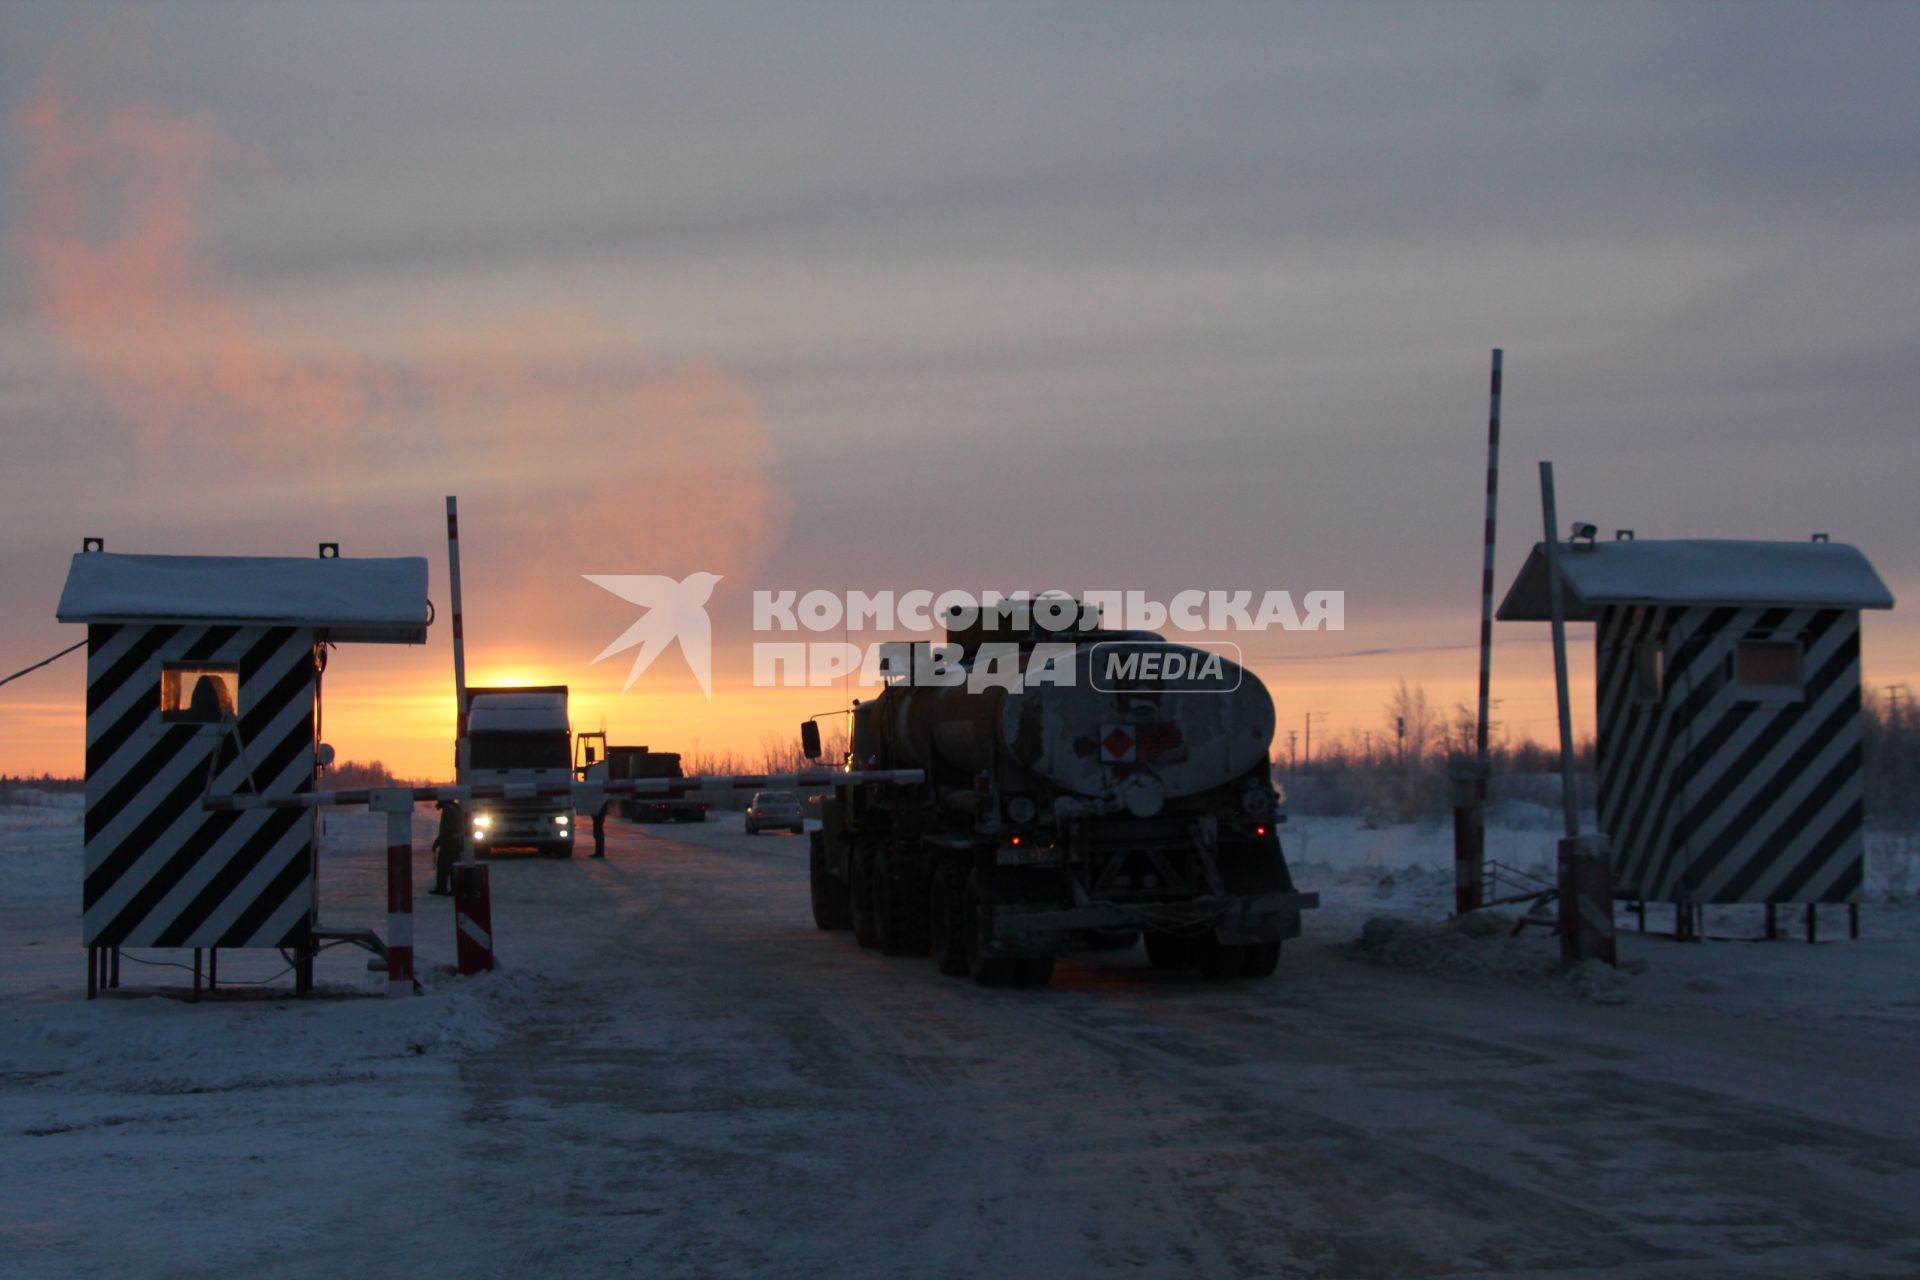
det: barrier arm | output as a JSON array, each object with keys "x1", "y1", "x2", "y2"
[{"x1": 201, "y1": 770, "x2": 926, "y2": 996}]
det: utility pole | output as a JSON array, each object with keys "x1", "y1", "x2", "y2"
[
  {"x1": 1304, "y1": 711, "x2": 1328, "y2": 774},
  {"x1": 1287, "y1": 730, "x2": 1299, "y2": 773},
  {"x1": 1396, "y1": 715, "x2": 1406, "y2": 767},
  {"x1": 1362, "y1": 730, "x2": 1373, "y2": 762},
  {"x1": 1540, "y1": 460, "x2": 1615, "y2": 965}
]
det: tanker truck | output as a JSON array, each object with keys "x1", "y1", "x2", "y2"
[{"x1": 804, "y1": 603, "x2": 1316, "y2": 987}]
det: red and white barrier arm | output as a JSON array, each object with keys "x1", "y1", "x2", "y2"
[{"x1": 201, "y1": 769, "x2": 925, "y2": 812}]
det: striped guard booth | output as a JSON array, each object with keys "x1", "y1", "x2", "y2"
[
  {"x1": 81, "y1": 623, "x2": 319, "y2": 949},
  {"x1": 57, "y1": 550, "x2": 430, "y2": 953},
  {"x1": 1499, "y1": 537, "x2": 1894, "y2": 907}
]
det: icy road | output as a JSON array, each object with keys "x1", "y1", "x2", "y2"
[{"x1": 5, "y1": 805, "x2": 1920, "y2": 1278}]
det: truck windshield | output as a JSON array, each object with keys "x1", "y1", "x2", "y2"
[{"x1": 471, "y1": 731, "x2": 570, "y2": 770}]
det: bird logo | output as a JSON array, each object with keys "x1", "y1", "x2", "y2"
[{"x1": 584, "y1": 572, "x2": 723, "y2": 699}]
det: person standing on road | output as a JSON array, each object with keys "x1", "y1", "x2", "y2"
[
  {"x1": 430, "y1": 799, "x2": 464, "y2": 895},
  {"x1": 590, "y1": 799, "x2": 609, "y2": 858}
]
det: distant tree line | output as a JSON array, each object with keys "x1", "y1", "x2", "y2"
[
  {"x1": 1276, "y1": 681, "x2": 1595, "y2": 826},
  {"x1": 1863, "y1": 687, "x2": 1920, "y2": 829},
  {"x1": 320, "y1": 759, "x2": 432, "y2": 790},
  {"x1": 0, "y1": 773, "x2": 84, "y2": 805},
  {"x1": 8, "y1": 684, "x2": 1916, "y2": 829},
  {"x1": 1280, "y1": 680, "x2": 1919, "y2": 831}
]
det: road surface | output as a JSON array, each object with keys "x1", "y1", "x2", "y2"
[
  {"x1": 6, "y1": 812, "x2": 1919, "y2": 1279},
  {"x1": 437, "y1": 819, "x2": 1920, "y2": 1278}
]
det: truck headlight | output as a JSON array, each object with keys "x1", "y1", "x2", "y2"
[
  {"x1": 473, "y1": 813, "x2": 492, "y2": 828},
  {"x1": 554, "y1": 814, "x2": 570, "y2": 825}
]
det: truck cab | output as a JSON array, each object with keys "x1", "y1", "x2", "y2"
[{"x1": 464, "y1": 685, "x2": 574, "y2": 857}]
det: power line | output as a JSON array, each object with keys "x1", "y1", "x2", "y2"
[{"x1": 0, "y1": 640, "x2": 85, "y2": 690}]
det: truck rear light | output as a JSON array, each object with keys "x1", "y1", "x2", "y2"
[{"x1": 1255, "y1": 824, "x2": 1268, "y2": 837}]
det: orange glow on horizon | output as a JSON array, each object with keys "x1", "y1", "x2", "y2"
[{"x1": 8, "y1": 616, "x2": 1915, "y2": 781}]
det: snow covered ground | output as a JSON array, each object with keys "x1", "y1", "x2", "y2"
[{"x1": 3, "y1": 798, "x2": 1919, "y2": 1277}]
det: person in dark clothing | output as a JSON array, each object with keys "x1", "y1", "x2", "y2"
[
  {"x1": 430, "y1": 799, "x2": 464, "y2": 895},
  {"x1": 590, "y1": 800, "x2": 609, "y2": 858}
]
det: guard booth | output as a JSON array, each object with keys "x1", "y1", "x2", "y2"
[
  {"x1": 1498, "y1": 535, "x2": 1894, "y2": 926},
  {"x1": 55, "y1": 542, "x2": 430, "y2": 994}
]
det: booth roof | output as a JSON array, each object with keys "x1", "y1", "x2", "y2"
[{"x1": 57, "y1": 553, "x2": 430, "y2": 644}]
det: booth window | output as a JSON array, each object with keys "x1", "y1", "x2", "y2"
[
  {"x1": 1731, "y1": 641, "x2": 1803, "y2": 701},
  {"x1": 161, "y1": 665, "x2": 239, "y2": 723}
]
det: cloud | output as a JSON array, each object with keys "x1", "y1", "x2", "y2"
[
  {"x1": 15, "y1": 69, "x2": 373, "y2": 452},
  {"x1": 10, "y1": 30, "x2": 788, "y2": 620}
]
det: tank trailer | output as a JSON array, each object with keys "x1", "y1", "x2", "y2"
[{"x1": 806, "y1": 602, "x2": 1317, "y2": 987}]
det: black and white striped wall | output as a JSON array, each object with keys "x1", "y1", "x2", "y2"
[
  {"x1": 1596, "y1": 604, "x2": 1864, "y2": 906},
  {"x1": 83, "y1": 623, "x2": 318, "y2": 950}
]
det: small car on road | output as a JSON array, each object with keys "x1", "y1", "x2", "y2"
[{"x1": 745, "y1": 790, "x2": 805, "y2": 835}]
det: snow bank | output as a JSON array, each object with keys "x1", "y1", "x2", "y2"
[{"x1": 1343, "y1": 910, "x2": 1638, "y2": 1004}]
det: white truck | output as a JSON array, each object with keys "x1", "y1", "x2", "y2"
[{"x1": 464, "y1": 685, "x2": 575, "y2": 858}]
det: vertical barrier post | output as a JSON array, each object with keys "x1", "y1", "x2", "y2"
[
  {"x1": 372, "y1": 789, "x2": 417, "y2": 996},
  {"x1": 453, "y1": 863, "x2": 495, "y2": 975},
  {"x1": 1450, "y1": 756, "x2": 1488, "y2": 915},
  {"x1": 1557, "y1": 833, "x2": 1617, "y2": 966}
]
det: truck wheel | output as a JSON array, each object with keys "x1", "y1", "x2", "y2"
[
  {"x1": 929, "y1": 862, "x2": 968, "y2": 976},
  {"x1": 1144, "y1": 932, "x2": 1201, "y2": 970},
  {"x1": 850, "y1": 848, "x2": 879, "y2": 949},
  {"x1": 963, "y1": 871, "x2": 1018, "y2": 987},
  {"x1": 1198, "y1": 934, "x2": 1246, "y2": 979},
  {"x1": 809, "y1": 831, "x2": 851, "y2": 932},
  {"x1": 1240, "y1": 941, "x2": 1282, "y2": 978},
  {"x1": 876, "y1": 859, "x2": 930, "y2": 957}
]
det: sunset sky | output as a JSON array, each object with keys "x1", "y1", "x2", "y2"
[{"x1": 2, "y1": 4, "x2": 1915, "y2": 781}]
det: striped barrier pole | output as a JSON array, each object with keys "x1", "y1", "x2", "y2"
[
  {"x1": 1460, "y1": 348, "x2": 1502, "y2": 914},
  {"x1": 202, "y1": 769, "x2": 926, "y2": 812},
  {"x1": 445, "y1": 496, "x2": 471, "y2": 858}
]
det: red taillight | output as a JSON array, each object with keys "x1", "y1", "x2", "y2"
[
  {"x1": 1255, "y1": 825, "x2": 1268, "y2": 837},
  {"x1": 1009, "y1": 834, "x2": 1023, "y2": 847}
]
